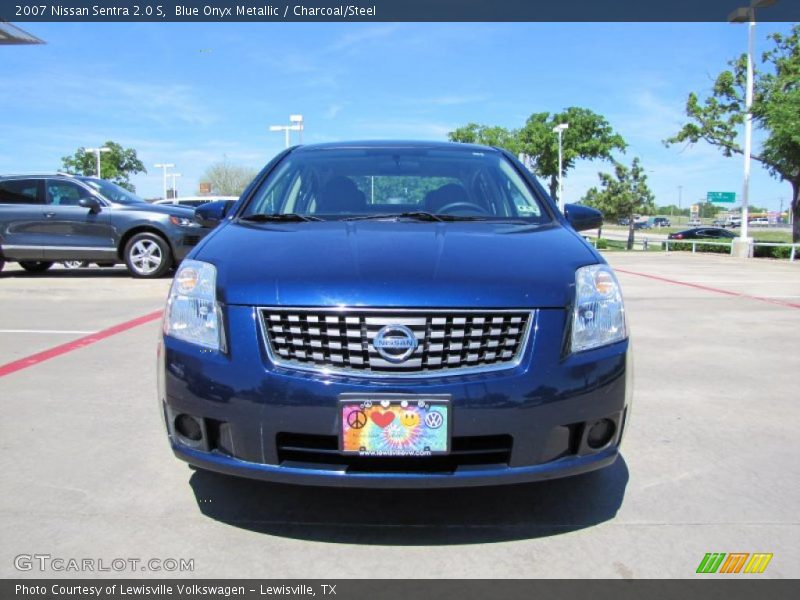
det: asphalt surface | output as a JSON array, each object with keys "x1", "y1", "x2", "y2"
[{"x1": 0, "y1": 254, "x2": 798, "y2": 579}]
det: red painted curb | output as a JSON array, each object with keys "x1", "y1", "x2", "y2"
[
  {"x1": 615, "y1": 268, "x2": 800, "y2": 310},
  {"x1": 0, "y1": 310, "x2": 163, "y2": 379}
]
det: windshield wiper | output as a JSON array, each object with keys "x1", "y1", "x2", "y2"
[
  {"x1": 239, "y1": 213, "x2": 323, "y2": 222},
  {"x1": 343, "y1": 212, "x2": 450, "y2": 222}
]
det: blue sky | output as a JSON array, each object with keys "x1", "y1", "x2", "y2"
[{"x1": 1, "y1": 22, "x2": 796, "y2": 211}]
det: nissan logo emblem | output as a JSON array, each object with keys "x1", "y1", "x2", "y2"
[{"x1": 372, "y1": 325, "x2": 418, "y2": 363}]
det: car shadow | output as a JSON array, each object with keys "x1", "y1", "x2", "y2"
[
  {"x1": 0, "y1": 266, "x2": 131, "y2": 279},
  {"x1": 188, "y1": 457, "x2": 629, "y2": 545},
  {"x1": 0, "y1": 266, "x2": 173, "y2": 279}
]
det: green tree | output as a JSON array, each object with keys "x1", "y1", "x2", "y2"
[
  {"x1": 517, "y1": 107, "x2": 626, "y2": 200},
  {"x1": 448, "y1": 123, "x2": 521, "y2": 155},
  {"x1": 61, "y1": 141, "x2": 146, "y2": 192},
  {"x1": 201, "y1": 160, "x2": 257, "y2": 196},
  {"x1": 697, "y1": 201, "x2": 722, "y2": 219},
  {"x1": 582, "y1": 158, "x2": 656, "y2": 250},
  {"x1": 665, "y1": 25, "x2": 800, "y2": 241},
  {"x1": 448, "y1": 107, "x2": 626, "y2": 202}
]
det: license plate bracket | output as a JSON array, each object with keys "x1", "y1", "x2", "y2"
[{"x1": 339, "y1": 394, "x2": 451, "y2": 456}]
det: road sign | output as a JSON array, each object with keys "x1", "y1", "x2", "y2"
[{"x1": 707, "y1": 191, "x2": 736, "y2": 204}]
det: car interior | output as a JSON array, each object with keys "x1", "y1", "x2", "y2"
[{"x1": 248, "y1": 155, "x2": 547, "y2": 221}]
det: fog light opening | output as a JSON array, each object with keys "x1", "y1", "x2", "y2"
[
  {"x1": 175, "y1": 414, "x2": 203, "y2": 441},
  {"x1": 587, "y1": 419, "x2": 616, "y2": 449}
]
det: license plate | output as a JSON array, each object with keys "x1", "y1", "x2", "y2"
[{"x1": 340, "y1": 397, "x2": 450, "y2": 456}]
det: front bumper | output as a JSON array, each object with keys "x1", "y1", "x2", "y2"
[
  {"x1": 168, "y1": 228, "x2": 211, "y2": 261},
  {"x1": 159, "y1": 306, "x2": 631, "y2": 488}
]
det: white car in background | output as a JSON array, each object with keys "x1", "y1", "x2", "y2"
[
  {"x1": 153, "y1": 196, "x2": 238, "y2": 209},
  {"x1": 749, "y1": 218, "x2": 770, "y2": 227}
]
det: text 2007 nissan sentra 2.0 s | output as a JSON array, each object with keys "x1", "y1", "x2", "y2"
[{"x1": 158, "y1": 141, "x2": 631, "y2": 488}]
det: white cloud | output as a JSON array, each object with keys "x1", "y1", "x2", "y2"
[{"x1": 0, "y1": 71, "x2": 215, "y2": 127}]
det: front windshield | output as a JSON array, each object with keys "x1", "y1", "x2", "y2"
[
  {"x1": 242, "y1": 147, "x2": 549, "y2": 222},
  {"x1": 82, "y1": 178, "x2": 146, "y2": 205}
]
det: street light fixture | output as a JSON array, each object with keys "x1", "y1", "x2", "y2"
[
  {"x1": 84, "y1": 146, "x2": 111, "y2": 179},
  {"x1": 154, "y1": 163, "x2": 175, "y2": 201},
  {"x1": 270, "y1": 114, "x2": 304, "y2": 148},
  {"x1": 552, "y1": 123, "x2": 569, "y2": 212},
  {"x1": 728, "y1": 0, "x2": 779, "y2": 257}
]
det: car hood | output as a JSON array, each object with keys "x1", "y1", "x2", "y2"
[
  {"x1": 112, "y1": 203, "x2": 195, "y2": 217},
  {"x1": 196, "y1": 221, "x2": 598, "y2": 308}
]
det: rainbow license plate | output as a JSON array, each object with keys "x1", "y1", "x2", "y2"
[{"x1": 340, "y1": 398, "x2": 450, "y2": 456}]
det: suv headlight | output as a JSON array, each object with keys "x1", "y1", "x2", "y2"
[
  {"x1": 169, "y1": 215, "x2": 200, "y2": 227},
  {"x1": 163, "y1": 260, "x2": 225, "y2": 351},
  {"x1": 571, "y1": 264, "x2": 627, "y2": 353}
]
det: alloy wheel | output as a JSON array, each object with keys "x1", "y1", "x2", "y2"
[{"x1": 129, "y1": 239, "x2": 163, "y2": 275}]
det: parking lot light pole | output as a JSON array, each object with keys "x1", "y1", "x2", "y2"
[
  {"x1": 269, "y1": 125, "x2": 291, "y2": 148},
  {"x1": 290, "y1": 114, "x2": 304, "y2": 144},
  {"x1": 552, "y1": 123, "x2": 569, "y2": 212},
  {"x1": 270, "y1": 115, "x2": 304, "y2": 149},
  {"x1": 170, "y1": 173, "x2": 182, "y2": 199},
  {"x1": 154, "y1": 163, "x2": 175, "y2": 201},
  {"x1": 84, "y1": 147, "x2": 111, "y2": 179},
  {"x1": 728, "y1": 0, "x2": 779, "y2": 257}
]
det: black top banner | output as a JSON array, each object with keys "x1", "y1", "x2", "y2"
[{"x1": 4, "y1": 0, "x2": 799, "y2": 23}]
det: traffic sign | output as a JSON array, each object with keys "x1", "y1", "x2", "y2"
[{"x1": 707, "y1": 191, "x2": 736, "y2": 204}]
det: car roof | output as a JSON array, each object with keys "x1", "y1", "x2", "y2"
[{"x1": 292, "y1": 140, "x2": 502, "y2": 154}]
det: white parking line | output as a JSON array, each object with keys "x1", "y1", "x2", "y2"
[{"x1": 0, "y1": 329, "x2": 96, "y2": 334}]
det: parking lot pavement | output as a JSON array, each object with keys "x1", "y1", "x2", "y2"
[
  {"x1": 0, "y1": 264, "x2": 170, "y2": 365},
  {"x1": 1, "y1": 253, "x2": 798, "y2": 579}
]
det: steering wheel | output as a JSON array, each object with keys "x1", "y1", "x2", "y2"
[{"x1": 436, "y1": 202, "x2": 491, "y2": 216}]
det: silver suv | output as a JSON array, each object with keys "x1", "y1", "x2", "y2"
[{"x1": 0, "y1": 174, "x2": 213, "y2": 277}]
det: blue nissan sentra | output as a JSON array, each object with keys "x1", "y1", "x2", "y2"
[{"x1": 158, "y1": 141, "x2": 631, "y2": 488}]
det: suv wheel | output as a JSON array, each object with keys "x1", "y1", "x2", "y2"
[
  {"x1": 19, "y1": 261, "x2": 54, "y2": 273},
  {"x1": 124, "y1": 233, "x2": 172, "y2": 278}
]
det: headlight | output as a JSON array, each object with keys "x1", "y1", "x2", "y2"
[
  {"x1": 169, "y1": 215, "x2": 200, "y2": 227},
  {"x1": 163, "y1": 260, "x2": 225, "y2": 351},
  {"x1": 571, "y1": 264, "x2": 627, "y2": 353}
]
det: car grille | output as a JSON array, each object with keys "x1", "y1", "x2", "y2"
[{"x1": 259, "y1": 308, "x2": 533, "y2": 376}]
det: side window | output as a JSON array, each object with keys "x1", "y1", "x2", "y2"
[
  {"x1": 0, "y1": 179, "x2": 41, "y2": 204},
  {"x1": 46, "y1": 180, "x2": 87, "y2": 206}
]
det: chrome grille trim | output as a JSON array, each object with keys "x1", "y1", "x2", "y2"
[{"x1": 257, "y1": 307, "x2": 534, "y2": 378}]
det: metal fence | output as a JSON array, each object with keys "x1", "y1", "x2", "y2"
[
  {"x1": 661, "y1": 239, "x2": 798, "y2": 261},
  {"x1": 587, "y1": 237, "x2": 799, "y2": 261}
]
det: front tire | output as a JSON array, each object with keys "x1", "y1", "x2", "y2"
[
  {"x1": 124, "y1": 232, "x2": 172, "y2": 278},
  {"x1": 19, "y1": 261, "x2": 54, "y2": 273}
]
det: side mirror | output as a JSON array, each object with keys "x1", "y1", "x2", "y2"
[
  {"x1": 195, "y1": 200, "x2": 234, "y2": 228},
  {"x1": 564, "y1": 203, "x2": 603, "y2": 232},
  {"x1": 79, "y1": 197, "x2": 102, "y2": 213}
]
